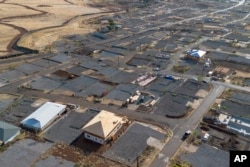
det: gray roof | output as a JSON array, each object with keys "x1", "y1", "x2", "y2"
[{"x1": 0, "y1": 121, "x2": 20, "y2": 143}]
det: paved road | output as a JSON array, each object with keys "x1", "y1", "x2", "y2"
[
  {"x1": 212, "y1": 81, "x2": 250, "y2": 93},
  {"x1": 15, "y1": 88, "x2": 173, "y2": 129},
  {"x1": 150, "y1": 85, "x2": 225, "y2": 167}
]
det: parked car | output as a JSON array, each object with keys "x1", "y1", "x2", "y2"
[
  {"x1": 181, "y1": 130, "x2": 191, "y2": 141},
  {"x1": 165, "y1": 75, "x2": 174, "y2": 80},
  {"x1": 202, "y1": 133, "x2": 210, "y2": 142},
  {"x1": 153, "y1": 67, "x2": 160, "y2": 71}
]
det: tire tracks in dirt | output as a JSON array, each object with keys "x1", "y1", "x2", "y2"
[
  {"x1": 64, "y1": 0, "x2": 74, "y2": 5},
  {"x1": 0, "y1": 1, "x2": 48, "y2": 57},
  {"x1": 0, "y1": 1, "x2": 119, "y2": 59}
]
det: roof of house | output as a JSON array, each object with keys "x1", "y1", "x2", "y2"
[
  {"x1": 82, "y1": 110, "x2": 123, "y2": 139},
  {"x1": 0, "y1": 121, "x2": 20, "y2": 143},
  {"x1": 21, "y1": 102, "x2": 66, "y2": 130},
  {"x1": 187, "y1": 49, "x2": 206, "y2": 58}
]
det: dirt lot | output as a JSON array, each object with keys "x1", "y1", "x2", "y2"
[
  {"x1": 229, "y1": 70, "x2": 250, "y2": 86},
  {"x1": 44, "y1": 142, "x2": 127, "y2": 167}
]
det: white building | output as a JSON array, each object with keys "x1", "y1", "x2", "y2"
[
  {"x1": 186, "y1": 49, "x2": 206, "y2": 60},
  {"x1": 82, "y1": 110, "x2": 125, "y2": 145},
  {"x1": 21, "y1": 102, "x2": 66, "y2": 131}
]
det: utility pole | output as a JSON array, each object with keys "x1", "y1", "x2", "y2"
[
  {"x1": 137, "y1": 154, "x2": 139, "y2": 167},
  {"x1": 202, "y1": 65, "x2": 204, "y2": 76},
  {"x1": 117, "y1": 55, "x2": 119, "y2": 67}
]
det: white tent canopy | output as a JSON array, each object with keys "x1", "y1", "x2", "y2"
[
  {"x1": 21, "y1": 102, "x2": 66, "y2": 131},
  {"x1": 187, "y1": 49, "x2": 206, "y2": 58}
]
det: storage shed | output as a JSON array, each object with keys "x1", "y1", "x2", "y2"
[{"x1": 21, "y1": 102, "x2": 66, "y2": 131}]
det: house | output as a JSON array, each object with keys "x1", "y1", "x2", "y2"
[
  {"x1": 21, "y1": 102, "x2": 66, "y2": 132},
  {"x1": 0, "y1": 121, "x2": 20, "y2": 145},
  {"x1": 82, "y1": 110, "x2": 125, "y2": 145},
  {"x1": 186, "y1": 49, "x2": 206, "y2": 61}
]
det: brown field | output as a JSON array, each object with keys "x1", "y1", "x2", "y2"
[{"x1": 0, "y1": 0, "x2": 112, "y2": 56}]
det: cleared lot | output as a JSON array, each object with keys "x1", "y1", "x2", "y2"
[
  {"x1": 103, "y1": 122, "x2": 165, "y2": 166},
  {"x1": 147, "y1": 78, "x2": 182, "y2": 96},
  {"x1": 35, "y1": 156, "x2": 75, "y2": 167},
  {"x1": 220, "y1": 100, "x2": 250, "y2": 117},
  {"x1": 48, "y1": 54, "x2": 73, "y2": 63},
  {"x1": 180, "y1": 144, "x2": 229, "y2": 167},
  {"x1": 0, "y1": 97, "x2": 38, "y2": 125},
  {"x1": 155, "y1": 92, "x2": 195, "y2": 118},
  {"x1": 154, "y1": 79, "x2": 209, "y2": 117},
  {"x1": 0, "y1": 70, "x2": 25, "y2": 82},
  {"x1": 15, "y1": 63, "x2": 43, "y2": 75},
  {"x1": 45, "y1": 109, "x2": 99, "y2": 144},
  {"x1": 0, "y1": 94, "x2": 19, "y2": 111},
  {"x1": 25, "y1": 77, "x2": 63, "y2": 91},
  {"x1": 62, "y1": 76, "x2": 98, "y2": 92},
  {"x1": 0, "y1": 139, "x2": 52, "y2": 167},
  {"x1": 30, "y1": 58, "x2": 60, "y2": 68}
]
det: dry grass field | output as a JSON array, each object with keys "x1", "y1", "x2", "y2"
[{"x1": 0, "y1": 0, "x2": 112, "y2": 56}]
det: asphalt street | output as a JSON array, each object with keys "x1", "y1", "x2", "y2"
[{"x1": 150, "y1": 85, "x2": 225, "y2": 167}]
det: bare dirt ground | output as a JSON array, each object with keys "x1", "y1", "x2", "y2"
[
  {"x1": 0, "y1": 93, "x2": 19, "y2": 100},
  {"x1": 234, "y1": 70, "x2": 250, "y2": 78},
  {"x1": 43, "y1": 142, "x2": 126, "y2": 167},
  {"x1": 0, "y1": 0, "x2": 113, "y2": 56},
  {"x1": 229, "y1": 70, "x2": 250, "y2": 85}
]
